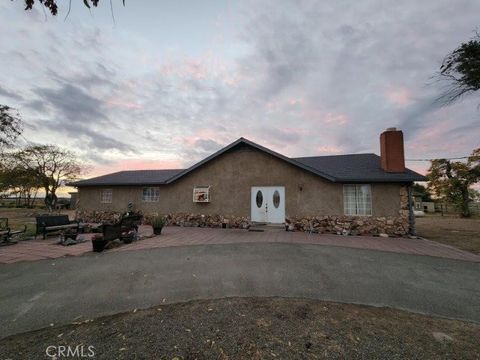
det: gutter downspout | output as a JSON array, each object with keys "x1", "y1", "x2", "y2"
[{"x1": 407, "y1": 184, "x2": 416, "y2": 236}]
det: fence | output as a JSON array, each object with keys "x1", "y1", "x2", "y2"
[{"x1": 434, "y1": 202, "x2": 480, "y2": 216}]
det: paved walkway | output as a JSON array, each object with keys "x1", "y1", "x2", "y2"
[
  {"x1": 1, "y1": 242, "x2": 479, "y2": 338},
  {"x1": 113, "y1": 227, "x2": 480, "y2": 262},
  {"x1": 1, "y1": 226, "x2": 479, "y2": 264}
]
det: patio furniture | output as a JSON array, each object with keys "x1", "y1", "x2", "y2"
[
  {"x1": 102, "y1": 223, "x2": 122, "y2": 242},
  {"x1": 35, "y1": 215, "x2": 79, "y2": 240},
  {"x1": 102, "y1": 213, "x2": 142, "y2": 241},
  {"x1": 0, "y1": 218, "x2": 27, "y2": 246},
  {"x1": 79, "y1": 222, "x2": 102, "y2": 233},
  {"x1": 96, "y1": 213, "x2": 143, "y2": 252}
]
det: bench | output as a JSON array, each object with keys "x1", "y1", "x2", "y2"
[
  {"x1": 0, "y1": 218, "x2": 27, "y2": 245},
  {"x1": 35, "y1": 215, "x2": 79, "y2": 239}
]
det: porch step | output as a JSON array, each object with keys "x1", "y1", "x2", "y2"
[{"x1": 248, "y1": 223, "x2": 286, "y2": 232}]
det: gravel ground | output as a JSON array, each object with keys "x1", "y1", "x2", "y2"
[{"x1": 1, "y1": 297, "x2": 479, "y2": 359}]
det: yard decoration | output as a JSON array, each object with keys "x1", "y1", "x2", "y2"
[{"x1": 0, "y1": 218, "x2": 26, "y2": 246}]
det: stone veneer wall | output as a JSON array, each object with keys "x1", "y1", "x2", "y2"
[
  {"x1": 287, "y1": 186, "x2": 410, "y2": 236},
  {"x1": 286, "y1": 215, "x2": 408, "y2": 236},
  {"x1": 288, "y1": 185, "x2": 410, "y2": 236},
  {"x1": 76, "y1": 186, "x2": 411, "y2": 237},
  {"x1": 75, "y1": 211, "x2": 250, "y2": 229}
]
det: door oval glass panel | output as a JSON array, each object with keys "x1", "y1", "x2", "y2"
[
  {"x1": 273, "y1": 190, "x2": 280, "y2": 208},
  {"x1": 256, "y1": 190, "x2": 263, "y2": 208}
]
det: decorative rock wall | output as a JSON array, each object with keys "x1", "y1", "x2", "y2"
[
  {"x1": 75, "y1": 211, "x2": 250, "y2": 229},
  {"x1": 76, "y1": 186, "x2": 412, "y2": 236},
  {"x1": 285, "y1": 215, "x2": 408, "y2": 236},
  {"x1": 76, "y1": 210, "x2": 121, "y2": 223},
  {"x1": 164, "y1": 213, "x2": 250, "y2": 229}
]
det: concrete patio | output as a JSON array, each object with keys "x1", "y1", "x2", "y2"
[{"x1": 1, "y1": 226, "x2": 479, "y2": 264}]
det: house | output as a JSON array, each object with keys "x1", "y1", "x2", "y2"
[
  {"x1": 413, "y1": 193, "x2": 435, "y2": 213},
  {"x1": 70, "y1": 128, "x2": 426, "y2": 235}
]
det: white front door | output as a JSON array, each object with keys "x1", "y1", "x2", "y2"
[{"x1": 251, "y1": 186, "x2": 285, "y2": 224}]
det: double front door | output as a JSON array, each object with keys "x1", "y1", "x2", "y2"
[{"x1": 251, "y1": 186, "x2": 285, "y2": 224}]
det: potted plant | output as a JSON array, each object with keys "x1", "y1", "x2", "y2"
[
  {"x1": 151, "y1": 215, "x2": 167, "y2": 235},
  {"x1": 91, "y1": 234, "x2": 108, "y2": 252}
]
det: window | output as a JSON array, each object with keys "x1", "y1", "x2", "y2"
[
  {"x1": 101, "y1": 189, "x2": 112, "y2": 204},
  {"x1": 273, "y1": 190, "x2": 280, "y2": 208},
  {"x1": 343, "y1": 185, "x2": 372, "y2": 216},
  {"x1": 142, "y1": 187, "x2": 160, "y2": 202},
  {"x1": 193, "y1": 186, "x2": 210, "y2": 202},
  {"x1": 256, "y1": 190, "x2": 263, "y2": 208}
]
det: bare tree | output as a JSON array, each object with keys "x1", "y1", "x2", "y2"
[
  {"x1": 22, "y1": 0, "x2": 125, "y2": 16},
  {"x1": 13, "y1": 145, "x2": 82, "y2": 211}
]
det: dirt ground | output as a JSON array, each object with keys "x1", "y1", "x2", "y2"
[
  {"x1": 0, "y1": 297, "x2": 479, "y2": 359},
  {"x1": 416, "y1": 215, "x2": 480, "y2": 255}
]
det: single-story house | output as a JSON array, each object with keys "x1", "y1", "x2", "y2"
[{"x1": 70, "y1": 128, "x2": 426, "y2": 235}]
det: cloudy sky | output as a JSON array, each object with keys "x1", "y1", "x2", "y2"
[{"x1": 1, "y1": 0, "x2": 479, "y2": 182}]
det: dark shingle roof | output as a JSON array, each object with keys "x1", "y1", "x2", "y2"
[
  {"x1": 70, "y1": 138, "x2": 426, "y2": 186},
  {"x1": 69, "y1": 169, "x2": 184, "y2": 186},
  {"x1": 293, "y1": 153, "x2": 426, "y2": 182}
]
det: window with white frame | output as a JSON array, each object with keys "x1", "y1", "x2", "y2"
[
  {"x1": 343, "y1": 184, "x2": 372, "y2": 216},
  {"x1": 101, "y1": 189, "x2": 112, "y2": 204},
  {"x1": 193, "y1": 186, "x2": 210, "y2": 202},
  {"x1": 142, "y1": 187, "x2": 160, "y2": 202}
]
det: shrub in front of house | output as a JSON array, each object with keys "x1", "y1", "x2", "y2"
[{"x1": 150, "y1": 214, "x2": 167, "y2": 235}]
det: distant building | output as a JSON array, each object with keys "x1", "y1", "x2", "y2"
[{"x1": 69, "y1": 192, "x2": 79, "y2": 210}]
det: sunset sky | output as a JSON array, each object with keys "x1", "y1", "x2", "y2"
[{"x1": 1, "y1": 0, "x2": 479, "y2": 187}]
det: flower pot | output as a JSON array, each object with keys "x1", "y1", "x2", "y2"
[
  {"x1": 92, "y1": 238, "x2": 108, "y2": 252},
  {"x1": 153, "y1": 227, "x2": 163, "y2": 235}
]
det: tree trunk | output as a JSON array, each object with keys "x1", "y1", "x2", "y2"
[
  {"x1": 44, "y1": 189, "x2": 58, "y2": 212},
  {"x1": 460, "y1": 187, "x2": 471, "y2": 217}
]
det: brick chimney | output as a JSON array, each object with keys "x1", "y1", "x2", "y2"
[{"x1": 380, "y1": 128, "x2": 405, "y2": 172}]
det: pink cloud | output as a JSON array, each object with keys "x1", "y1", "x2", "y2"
[
  {"x1": 315, "y1": 145, "x2": 343, "y2": 154},
  {"x1": 158, "y1": 58, "x2": 210, "y2": 80},
  {"x1": 406, "y1": 162, "x2": 428, "y2": 176},
  {"x1": 105, "y1": 99, "x2": 143, "y2": 110},
  {"x1": 302, "y1": 108, "x2": 349, "y2": 126},
  {"x1": 386, "y1": 88, "x2": 413, "y2": 107},
  {"x1": 177, "y1": 129, "x2": 227, "y2": 147},
  {"x1": 287, "y1": 98, "x2": 304, "y2": 106}
]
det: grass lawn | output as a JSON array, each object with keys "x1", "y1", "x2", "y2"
[
  {"x1": 416, "y1": 215, "x2": 480, "y2": 255},
  {"x1": 0, "y1": 298, "x2": 479, "y2": 359},
  {"x1": 0, "y1": 208, "x2": 75, "y2": 237}
]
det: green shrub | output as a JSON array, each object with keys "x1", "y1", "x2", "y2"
[{"x1": 151, "y1": 215, "x2": 167, "y2": 229}]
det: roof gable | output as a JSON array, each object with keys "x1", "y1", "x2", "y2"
[{"x1": 165, "y1": 137, "x2": 337, "y2": 183}]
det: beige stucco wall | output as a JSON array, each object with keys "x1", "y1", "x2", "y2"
[{"x1": 77, "y1": 146, "x2": 401, "y2": 218}]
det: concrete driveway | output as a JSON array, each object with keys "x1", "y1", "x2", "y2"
[{"x1": 1, "y1": 242, "x2": 479, "y2": 338}]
